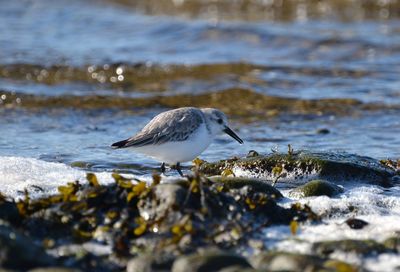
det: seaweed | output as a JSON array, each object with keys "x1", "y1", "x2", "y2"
[{"x1": 0, "y1": 172, "x2": 321, "y2": 271}]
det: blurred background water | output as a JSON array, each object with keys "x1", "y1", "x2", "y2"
[{"x1": 1, "y1": 0, "x2": 400, "y2": 176}]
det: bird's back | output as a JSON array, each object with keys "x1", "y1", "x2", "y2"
[{"x1": 111, "y1": 107, "x2": 205, "y2": 148}]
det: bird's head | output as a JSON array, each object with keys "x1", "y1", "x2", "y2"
[{"x1": 201, "y1": 108, "x2": 243, "y2": 144}]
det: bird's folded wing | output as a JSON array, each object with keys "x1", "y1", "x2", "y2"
[{"x1": 116, "y1": 108, "x2": 204, "y2": 148}]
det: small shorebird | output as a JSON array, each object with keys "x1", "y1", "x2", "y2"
[{"x1": 111, "y1": 107, "x2": 243, "y2": 176}]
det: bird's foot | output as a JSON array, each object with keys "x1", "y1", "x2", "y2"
[
  {"x1": 171, "y1": 163, "x2": 185, "y2": 177},
  {"x1": 160, "y1": 162, "x2": 166, "y2": 174}
]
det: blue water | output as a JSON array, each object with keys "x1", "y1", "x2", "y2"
[{"x1": 0, "y1": 0, "x2": 400, "y2": 176}]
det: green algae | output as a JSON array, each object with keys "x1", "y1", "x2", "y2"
[
  {"x1": 383, "y1": 236, "x2": 400, "y2": 252},
  {"x1": 208, "y1": 176, "x2": 283, "y2": 199},
  {"x1": 289, "y1": 179, "x2": 344, "y2": 198}
]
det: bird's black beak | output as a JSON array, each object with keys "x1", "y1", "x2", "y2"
[{"x1": 223, "y1": 126, "x2": 244, "y2": 144}]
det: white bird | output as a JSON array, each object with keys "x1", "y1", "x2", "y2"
[{"x1": 111, "y1": 107, "x2": 243, "y2": 176}]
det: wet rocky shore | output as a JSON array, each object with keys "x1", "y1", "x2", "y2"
[
  {"x1": 0, "y1": 151, "x2": 398, "y2": 271},
  {"x1": 1, "y1": 1, "x2": 400, "y2": 270}
]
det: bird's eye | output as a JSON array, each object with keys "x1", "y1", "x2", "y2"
[{"x1": 217, "y1": 118, "x2": 223, "y2": 124}]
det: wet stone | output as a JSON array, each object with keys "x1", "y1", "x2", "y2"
[
  {"x1": 126, "y1": 254, "x2": 174, "y2": 272},
  {"x1": 250, "y1": 252, "x2": 325, "y2": 271},
  {"x1": 345, "y1": 218, "x2": 369, "y2": 230},
  {"x1": 288, "y1": 179, "x2": 344, "y2": 198},
  {"x1": 3, "y1": 173, "x2": 319, "y2": 271},
  {"x1": 246, "y1": 150, "x2": 260, "y2": 158},
  {"x1": 137, "y1": 183, "x2": 187, "y2": 223},
  {"x1": 0, "y1": 226, "x2": 55, "y2": 270},
  {"x1": 199, "y1": 151, "x2": 395, "y2": 187},
  {"x1": 250, "y1": 251, "x2": 358, "y2": 272},
  {"x1": 316, "y1": 128, "x2": 330, "y2": 134},
  {"x1": 383, "y1": 235, "x2": 400, "y2": 252},
  {"x1": 208, "y1": 176, "x2": 283, "y2": 199},
  {"x1": 312, "y1": 239, "x2": 393, "y2": 256},
  {"x1": 171, "y1": 250, "x2": 251, "y2": 272},
  {"x1": 28, "y1": 268, "x2": 82, "y2": 272},
  {"x1": 323, "y1": 260, "x2": 360, "y2": 272},
  {"x1": 0, "y1": 201, "x2": 21, "y2": 224},
  {"x1": 218, "y1": 266, "x2": 259, "y2": 272}
]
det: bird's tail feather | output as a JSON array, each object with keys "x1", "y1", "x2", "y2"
[{"x1": 111, "y1": 139, "x2": 129, "y2": 149}]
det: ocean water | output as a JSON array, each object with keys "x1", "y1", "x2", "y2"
[{"x1": 0, "y1": 0, "x2": 400, "y2": 270}]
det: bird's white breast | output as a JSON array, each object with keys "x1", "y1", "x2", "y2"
[{"x1": 133, "y1": 123, "x2": 212, "y2": 164}]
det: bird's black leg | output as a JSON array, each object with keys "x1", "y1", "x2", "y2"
[
  {"x1": 175, "y1": 162, "x2": 184, "y2": 177},
  {"x1": 160, "y1": 162, "x2": 166, "y2": 174}
]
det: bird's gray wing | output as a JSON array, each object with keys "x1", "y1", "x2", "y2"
[{"x1": 119, "y1": 108, "x2": 204, "y2": 148}]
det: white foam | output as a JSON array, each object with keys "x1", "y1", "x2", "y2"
[
  {"x1": 0, "y1": 156, "x2": 119, "y2": 199},
  {"x1": 232, "y1": 165, "x2": 319, "y2": 186},
  {"x1": 0, "y1": 156, "x2": 182, "y2": 199},
  {"x1": 263, "y1": 186, "x2": 400, "y2": 272}
]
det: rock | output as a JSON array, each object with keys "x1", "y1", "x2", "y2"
[
  {"x1": 250, "y1": 252, "x2": 325, "y2": 271},
  {"x1": 312, "y1": 239, "x2": 392, "y2": 256},
  {"x1": 246, "y1": 150, "x2": 259, "y2": 158},
  {"x1": 208, "y1": 176, "x2": 283, "y2": 199},
  {"x1": 3, "y1": 172, "x2": 319, "y2": 272},
  {"x1": 126, "y1": 254, "x2": 174, "y2": 272},
  {"x1": 172, "y1": 250, "x2": 251, "y2": 272},
  {"x1": 138, "y1": 183, "x2": 187, "y2": 222},
  {"x1": 323, "y1": 260, "x2": 359, "y2": 272},
  {"x1": 383, "y1": 236, "x2": 400, "y2": 252},
  {"x1": 0, "y1": 226, "x2": 55, "y2": 269},
  {"x1": 218, "y1": 266, "x2": 259, "y2": 272},
  {"x1": 345, "y1": 218, "x2": 369, "y2": 230},
  {"x1": 288, "y1": 180, "x2": 343, "y2": 198},
  {"x1": 316, "y1": 128, "x2": 330, "y2": 134},
  {"x1": 0, "y1": 201, "x2": 21, "y2": 224},
  {"x1": 250, "y1": 252, "x2": 359, "y2": 272},
  {"x1": 198, "y1": 151, "x2": 395, "y2": 187},
  {"x1": 28, "y1": 268, "x2": 81, "y2": 272}
]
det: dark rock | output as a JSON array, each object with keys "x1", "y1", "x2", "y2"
[
  {"x1": 28, "y1": 268, "x2": 82, "y2": 272},
  {"x1": 250, "y1": 252, "x2": 325, "y2": 271},
  {"x1": 316, "y1": 128, "x2": 330, "y2": 134},
  {"x1": 138, "y1": 183, "x2": 187, "y2": 222},
  {"x1": 208, "y1": 176, "x2": 283, "y2": 199},
  {"x1": 198, "y1": 151, "x2": 395, "y2": 187},
  {"x1": 172, "y1": 250, "x2": 251, "y2": 272},
  {"x1": 6, "y1": 173, "x2": 319, "y2": 272},
  {"x1": 0, "y1": 226, "x2": 55, "y2": 269},
  {"x1": 383, "y1": 235, "x2": 400, "y2": 252},
  {"x1": 312, "y1": 239, "x2": 392, "y2": 256},
  {"x1": 289, "y1": 180, "x2": 343, "y2": 198},
  {"x1": 126, "y1": 254, "x2": 174, "y2": 272},
  {"x1": 250, "y1": 251, "x2": 359, "y2": 272},
  {"x1": 218, "y1": 266, "x2": 259, "y2": 272},
  {"x1": 345, "y1": 218, "x2": 369, "y2": 230},
  {"x1": 0, "y1": 201, "x2": 21, "y2": 224},
  {"x1": 246, "y1": 150, "x2": 259, "y2": 158},
  {"x1": 135, "y1": 176, "x2": 297, "y2": 253},
  {"x1": 392, "y1": 175, "x2": 400, "y2": 184}
]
